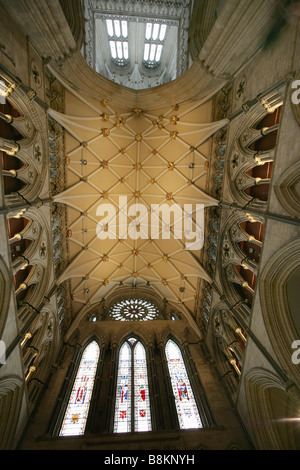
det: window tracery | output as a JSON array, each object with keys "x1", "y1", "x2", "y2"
[
  {"x1": 55, "y1": 329, "x2": 213, "y2": 437},
  {"x1": 59, "y1": 340, "x2": 100, "y2": 436},
  {"x1": 165, "y1": 339, "x2": 202, "y2": 430},
  {"x1": 143, "y1": 22, "x2": 167, "y2": 69},
  {"x1": 114, "y1": 337, "x2": 151, "y2": 433},
  {"x1": 109, "y1": 298, "x2": 159, "y2": 321},
  {"x1": 106, "y1": 18, "x2": 129, "y2": 66}
]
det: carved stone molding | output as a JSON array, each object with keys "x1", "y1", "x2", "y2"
[{"x1": 274, "y1": 158, "x2": 300, "y2": 219}]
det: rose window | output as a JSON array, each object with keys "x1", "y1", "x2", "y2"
[{"x1": 110, "y1": 299, "x2": 159, "y2": 321}]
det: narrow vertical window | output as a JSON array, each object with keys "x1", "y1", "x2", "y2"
[
  {"x1": 165, "y1": 339, "x2": 202, "y2": 429},
  {"x1": 59, "y1": 340, "x2": 100, "y2": 436},
  {"x1": 106, "y1": 17, "x2": 129, "y2": 65},
  {"x1": 134, "y1": 342, "x2": 151, "y2": 432},
  {"x1": 114, "y1": 338, "x2": 151, "y2": 432},
  {"x1": 114, "y1": 341, "x2": 131, "y2": 433},
  {"x1": 143, "y1": 22, "x2": 167, "y2": 69}
]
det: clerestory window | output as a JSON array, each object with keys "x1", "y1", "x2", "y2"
[
  {"x1": 143, "y1": 22, "x2": 167, "y2": 69},
  {"x1": 106, "y1": 18, "x2": 129, "y2": 66}
]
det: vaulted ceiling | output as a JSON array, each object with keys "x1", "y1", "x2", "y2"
[{"x1": 49, "y1": 82, "x2": 228, "y2": 328}]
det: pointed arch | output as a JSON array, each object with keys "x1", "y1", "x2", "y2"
[
  {"x1": 165, "y1": 338, "x2": 202, "y2": 429},
  {"x1": 59, "y1": 340, "x2": 100, "y2": 436},
  {"x1": 114, "y1": 341, "x2": 131, "y2": 433},
  {"x1": 114, "y1": 336, "x2": 151, "y2": 433}
]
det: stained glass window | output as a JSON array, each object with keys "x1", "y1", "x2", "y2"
[
  {"x1": 165, "y1": 339, "x2": 202, "y2": 430},
  {"x1": 134, "y1": 342, "x2": 151, "y2": 432},
  {"x1": 114, "y1": 342, "x2": 131, "y2": 433},
  {"x1": 59, "y1": 340, "x2": 100, "y2": 436},
  {"x1": 110, "y1": 298, "x2": 159, "y2": 321},
  {"x1": 114, "y1": 338, "x2": 151, "y2": 433}
]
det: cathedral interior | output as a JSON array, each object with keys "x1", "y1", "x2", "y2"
[{"x1": 0, "y1": 0, "x2": 300, "y2": 451}]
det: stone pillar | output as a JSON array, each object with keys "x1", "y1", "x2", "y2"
[
  {"x1": 103, "y1": 343, "x2": 118, "y2": 433},
  {"x1": 0, "y1": 137, "x2": 19, "y2": 155},
  {"x1": 12, "y1": 256, "x2": 29, "y2": 275},
  {"x1": 9, "y1": 232, "x2": 22, "y2": 244},
  {"x1": 0, "y1": 112, "x2": 13, "y2": 124},
  {"x1": 147, "y1": 341, "x2": 164, "y2": 431},
  {"x1": 157, "y1": 340, "x2": 179, "y2": 430},
  {"x1": 253, "y1": 149, "x2": 274, "y2": 165}
]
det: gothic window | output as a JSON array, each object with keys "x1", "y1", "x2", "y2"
[
  {"x1": 114, "y1": 337, "x2": 151, "y2": 433},
  {"x1": 106, "y1": 18, "x2": 129, "y2": 66},
  {"x1": 165, "y1": 339, "x2": 203, "y2": 430},
  {"x1": 143, "y1": 22, "x2": 167, "y2": 69},
  {"x1": 59, "y1": 340, "x2": 100, "y2": 436},
  {"x1": 109, "y1": 298, "x2": 159, "y2": 321}
]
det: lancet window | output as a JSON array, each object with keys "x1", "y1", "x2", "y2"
[
  {"x1": 59, "y1": 340, "x2": 100, "y2": 436},
  {"x1": 113, "y1": 337, "x2": 151, "y2": 433},
  {"x1": 165, "y1": 339, "x2": 203, "y2": 429}
]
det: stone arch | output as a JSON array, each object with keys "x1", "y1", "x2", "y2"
[
  {"x1": 245, "y1": 368, "x2": 300, "y2": 449},
  {"x1": 259, "y1": 237, "x2": 300, "y2": 390},
  {"x1": 219, "y1": 212, "x2": 261, "y2": 309},
  {"x1": 274, "y1": 158, "x2": 300, "y2": 218},
  {"x1": 0, "y1": 255, "x2": 13, "y2": 339},
  {"x1": 226, "y1": 86, "x2": 284, "y2": 208},
  {"x1": 0, "y1": 375, "x2": 24, "y2": 450}
]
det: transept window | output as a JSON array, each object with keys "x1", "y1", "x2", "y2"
[
  {"x1": 165, "y1": 339, "x2": 203, "y2": 429},
  {"x1": 114, "y1": 338, "x2": 151, "y2": 433},
  {"x1": 59, "y1": 340, "x2": 100, "y2": 436},
  {"x1": 109, "y1": 298, "x2": 159, "y2": 321},
  {"x1": 106, "y1": 18, "x2": 129, "y2": 66},
  {"x1": 57, "y1": 334, "x2": 208, "y2": 437}
]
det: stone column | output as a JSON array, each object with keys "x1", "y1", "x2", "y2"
[
  {"x1": 147, "y1": 341, "x2": 164, "y2": 431},
  {"x1": 157, "y1": 340, "x2": 179, "y2": 430},
  {"x1": 0, "y1": 137, "x2": 19, "y2": 155}
]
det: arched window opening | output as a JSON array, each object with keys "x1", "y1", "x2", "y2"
[
  {"x1": 106, "y1": 18, "x2": 129, "y2": 67},
  {"x1": 0, "y1": 100, "x2": 22, "y2": 140},
  {"x1": 7, "y1": 216, "x2": 29, "y2": 239},
  {"x1": 114, "y1": 337, "x2": 151, "y2": 433},
  {"x1": 226, "y1": 346, "x2": 242, "y2": 377},
  {"x1": 165, "y1": 339, "x2": 202, "y2": 430},
  {"x1": 237, "y1": 240, "x2": 260, "y2": 264},
  {"x1": 7, "y1": 217, "x2": 31, "y2": 262},
  {"x1": 143, "y1": 22, "x2": 167, "y2": 69},
  {"x1": 1, "y1": 101, "x2": 25, "y2": 195},
  {"x1": 240, "y1": 220, "x2": 264, "y2": 243},
  {"x1": 245, "y1": 106, "x2": 282, "y2": 202},
  {"x1": 14, "y1": 265, "x2": 31, "y2": 297},
  {"x1": 232, "y1": 274, "x2": 254, "y2": 306},
  {"x1": 59, "y1": 340, "x2": 100, "y2": 436},
  {"x1": 245, "y1": 162, "x2": 273, "y2": 202},
  {"x1": 236, "y1": 264, "x2": 256, "y2": 292},
  {"x1": 252, "y1": 106, "x2": 282, "y2": 151},
  {"x1": 2, "y1": 171, "x2": 25, "y2": 195}
]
